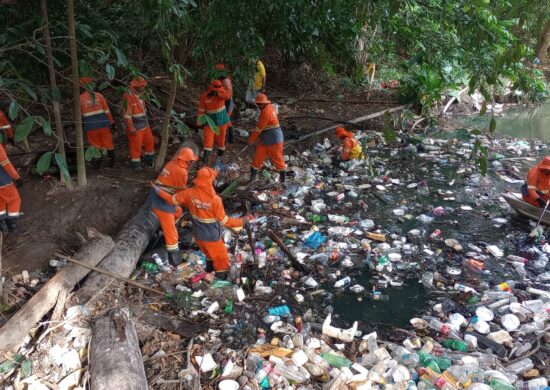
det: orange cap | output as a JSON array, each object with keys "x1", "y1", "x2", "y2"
[
  {"x1": 539, "y1": 157, "x2": 550, "y2": 171},
  {"x1": 176, "y1": 147, "x2": 198, "y2": 162},
  {"x1": 335, "y1": 127, "x2": 348, "y2": 139},
  {"x1": 193, "y1": 167, "x2": 217, "y2": 195},
  {"x1": 130, "y1": 76, "x2": 147, "y2": 88},
  {"x1": 255, "y1": 93, "x2": 271, "y2": 105},
  {"x1": 210, "y1": 79, "x2": 223, "y2": 89},
  {"x1": 79, "y1": 76, "x2": 93, "y2": 87},
  {"x1": 214, "y1": 63, "x2": 225, "y2": 70}
]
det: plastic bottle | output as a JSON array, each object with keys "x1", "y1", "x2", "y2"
[
  {"x1": 514, "y1": 378, "x2": 548, "y2": 390},
  {"x1": 448, "y1": 366, "x2": 473, "y2": 388},
  {"x1": 334, "y1": 276, "x2": 351, "y2": 288},
  {"x1": 536, "y1": 271, "x2": 550, "y2": 281},
  {"x1": 262, "y1": 315, "x2": 280, "y2": 324},
  {"x1": 275, "y1": 363, "x2": 308, "y2": 383},
  {"x1": 255, "y1": 363, "x2": 272, "y2": 382},
  {"x1": 518, "y1": 321, "x2": 545, "y2": 334},
  {"x1": 489, "y1": 378, "x2": 515, "y2": 390},
  {"x1": 464, "y1": 332, "x2": 507, "y2": 358},
  {"x1": 400, "y1": 352, "x2": 420, "y2": 366},
  {"x1": 454, "y1": 283, "x2": 478, "y2": 294},
  {"x1": 418, "y1": 351, "x2": 443, "y2": 373},
  {"x1": 440, "y1": 340, "x2": 468, "y2": 352},
  {"x1": 483, "y1": 291, "x2": 513, "y2": 300},
  {"x1": 504, "y1": 358, "x2": 533, "y2": 375},
  {"x1": 320, "y1": 352, "x2": 352, "y2": 368}
]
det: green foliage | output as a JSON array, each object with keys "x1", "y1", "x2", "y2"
[
  {"x1": 84, "y1": 146, "x2": 106, "y2": 161},
  {"x1": 36, "y1": 151, "x2": 53, "y2": 175},
  {"x1": 470, "y1": 139, "x2": 489, "y2": 176},
  {"x1": 14, "y1": 116, "x2": 35, "y2": 142},
  {"x1": 382, "y1": 112, "x2": 398, "y2": 143},
  {"x1": 54, "y1": 153, "x2": 71, "y2": 185},
  {"x1": 197, "y1": 114, "x2": 219, "y2": 135},
  {"x1": 8, "y1": 100, "x2": 18, "y2": 120}
]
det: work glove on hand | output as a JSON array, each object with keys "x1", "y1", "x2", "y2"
[{"x1": 538, "y1": 197, "x2": 547, "y2": 208}]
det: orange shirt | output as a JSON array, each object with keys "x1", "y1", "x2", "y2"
[
  {"x1": 342, "y1": 136, "x2": 358, "y2": 160},
  {"x1": 0, "y1": 144, "x2": 19, "y2": 187},
  {"x1": 122, "y1": 91, "x2": 149, "y2": 132},
  {"x1": 526, "y1": 163, "x2": 550, "y2": 199},
  {"x1": 80, "y1": 91, "x2": 113, "y2": 131},
  {"x1": 0, "y1": 111, "x2": 14, "y2": 141}
]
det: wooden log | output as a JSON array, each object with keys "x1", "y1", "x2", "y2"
[
  {"x1": 0, "y1": 232, "x2": 114, "y2": 353},
  {"x1": 90, "y1": 308, "x2": 147, "y2": 390}
]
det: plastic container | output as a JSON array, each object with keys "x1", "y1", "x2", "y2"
[
  {"x1": 505, "y1": 358, "x2": 533, "y2": 375},
  {"x1": 320, "y1": 352, "x2": 352, "y2": 368}
]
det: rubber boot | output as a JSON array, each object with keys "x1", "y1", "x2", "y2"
[
  {"x1": 215, "y1": 271, "x2": 228, "y2": 280},
  {"x1": 248, "y1": 167, "x2": 258, "y2": 183},
  {"x1": 217, "y1": 149, "x2": 225, "y2": 157},
  {"x1": 131, "y1": 161, "x2": 143, "y2": 172},
  {"x1": 143, "y1": 154, "x2": 155, "y2": 167},
  {"x1": 167, "y1": 249, "x2": 182, "y2": 266},
  {"x1": 279, "y1": 170, "x2": 286, "y2": 184},
  {"x1": 0, "y1": 220, "x2": 8, "y2": 234},
  {"x1": 6, "y1": 218, "x2": 19, "y2": 234},
  {"x1": 107, "y1": 149, "x2": 116, "y2": 168},
  {"x1": 205, "y1": 259, "x2": 214, "y2": 273},
  {"x1": 202, "y1": 150, "x2": 212, "y2": 167}
]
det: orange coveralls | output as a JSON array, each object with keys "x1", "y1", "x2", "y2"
[
  {"x1": 80, "y1": 91, "x2": 114, "y2": 150},
  {"x1": 249, "y1": 103, "x2": 286, "y2": 172},
  {"x1": 522, "y1": 158, "x2": 550, "y2": 207},
  {"x1": 341, "y1": 135, "x2": 360, "y2": 161},
  {"x1": 0, "y1": 145, "x2": 21, "y2": 224},
  {"x1": 156, "y1": 167, "x2": 243, "y2": 272},
  {"x1": 197, "y1": 84, "x2": 231, "y2": 152},
  {"x1": 122, "y1": 91, "x2": 155, "y2": 163},
  {"x1": 0, "y1": 111, "x2": 14, "y2": 144}
]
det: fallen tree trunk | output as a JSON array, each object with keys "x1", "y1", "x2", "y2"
[
  {"x1": 74, "y1": 138, "x2": 201, "y2": 306},
  {"x1": 0, "y1": 231, "x2": 114, "y2": 353},
  {"x1": 90, "y1": 308, "x2": 147, "y2": 390}
]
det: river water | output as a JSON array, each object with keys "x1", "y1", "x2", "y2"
[{"x1": 331, "y1": 110, "x2": 549, "y2": 330}]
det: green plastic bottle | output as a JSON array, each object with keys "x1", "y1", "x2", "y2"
[
  {"x1": 441, "y1": 339, "x2": 468, "y2": 352},
  {"x1": 224, "y1": 300, "x2": 233, "y2": 314},
  {"x1": 489, "y1": 378, "x2": 515, "y2": 390},
  {"x1": 418, "y1": 350, "x2": 442, "y2": 373},
  {"x1": 320, "y1": 352, "x2": 352, "y2": 368},
  {"x1": 140, "y1": 261, "x2": 159, "y2": 274}
]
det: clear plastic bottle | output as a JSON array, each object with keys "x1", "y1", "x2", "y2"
[
  {"x1": 275, "y1": 363, "x2": 308, "y2": 383},
  {"x1": 518, "y1": 321, "x2": 545, "y2": 334},
  {"x1": 514, "y1": 377, "x2": 548, "y2": 390},
  {"x1": 255, "y1": 363, "x2": 272, "y2": 382},
  {"x1": 504, "y1": 358, "x2": 533, "y2": 375},
  {"x1": 401, "y1": 352, "x2": 420, "y2": 366},
  {"x1": 334, "y1": 276, "x2": 351, "y2": 288}
]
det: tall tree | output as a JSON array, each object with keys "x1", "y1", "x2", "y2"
[
  {"x1": 536, "y1": 19, "x2": 550, "y2": 63},
  {"x1": 67, "y1": 0, "x2": 86, "y2": 186}
]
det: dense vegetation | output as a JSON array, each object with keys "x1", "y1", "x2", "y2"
[{"x1": 0, "y1": 0, "x2": 549, "y2": 183}]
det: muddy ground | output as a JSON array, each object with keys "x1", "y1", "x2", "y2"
[{"x1": 3, "y1": 73, "x2": 401, "y2": 274}]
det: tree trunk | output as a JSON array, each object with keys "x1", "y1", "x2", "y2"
[
  {"x1": 154, "y1": 72, "x2": 178, "y2": 171},
  {"x1": 90, "y1": 308, "x2": 147, "y2": 390},
  {"x1": 67, "y1": 0, "x2": 86, "y2": 186},
  {"x1": 40, "y1": 0, "x2": 67, "y2": 185},
  {"x1": 536, "y1": 19, "x2": 550, "y2": 63},
  {"x1": 0, "y1": 232, "x2": 114, "y2": 353}
]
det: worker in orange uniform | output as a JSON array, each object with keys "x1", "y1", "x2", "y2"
[
  {"x1": 335, "y1": 127, "x2": 363, "y2": 162},
  {"x1": 79, "y1": 77, "x2": 116, "y2": 167},
  {"x1": 197, "y1": 80, "x2": 231, "y2": 164},
  {"x1": 149, "y1": 147, "x2": 198, "y2": 266},
  {"x1": 522, "y1": 156, "x2": 550, "y2": 208},
  {"x1": 214, "y1": 64, "x2": 236, "y2": 144},
  {"x1": 248, "y1": 93, "x2": 286, "y2": 183},
  {"x1": 122, "y1": 76, "x2": 155, "y2": 171},
  {"x1": 0, "y1": 144, "x2": 22, "y2": 234},
  {"x1": 0, "y1": 111, "x2": 14, "y2": 145},
  {"x1": 152, "y1": 167, "x2": 244, "y2": 279}
]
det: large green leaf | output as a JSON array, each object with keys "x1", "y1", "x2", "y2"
[
  {"x1": 36, "y1": 116, "x2": 52, "y2": 136},
  {"x1": 197, "y1": 114, "x2": 219, "y2": 135},
  {"x1": 36, "y1": 151, "x2": 53, "y2": 175},
  {"x1": 8, "y1": 100, "x2": 18, "y2": 120},
  {"x1": 105, "y1": 64, "x2": 115, "y2": 80},
  {"x1": 85, "y1": 146, "x2": 105, "y2": 161},
  {"x1": 115, "y1": 48, "x2": 128, "y2": 67},
  {"x1": 54, "y1": 153, "x2": 71, "y2": 186},
  {"x1": 14, "y1": 116, "x2": 35, "y2": 142}
]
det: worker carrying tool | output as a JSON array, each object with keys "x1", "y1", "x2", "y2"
[
  {"x1": 335, "y1": 127, "x2": 363, "y2": 161},
  {"x1": 214, "y1": 64, "x2": 236, "y2": 144},
  {"x1": 79, "y1": 76, "x2": 116, "y2": 167},
  {"x1": 197, "y1": 80, "x2": 231, "y2": 164},
  {"x1": 521, "y1": 156, "x2": 550, "y2": 208},
  {"x1": 248, "y1": 93, "x2": 286, "y2": 184},
  {"x1": 0, "y1": 110, "x2": 14, "y2": 145},
  {"x1": 0, "y1": 144, "x2": 22, "y2": 234},
  {"x1": 149, "y1": 147, "x2": 198, "y2": 265},
  {"x1": 122, "y1": 76, "x2": 155, "y2": 171},
  {"x1": 152, "y1": 167, "x2": 244, "y2": 280}
]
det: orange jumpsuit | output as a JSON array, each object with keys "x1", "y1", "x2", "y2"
[
  {"x1": 80, "y1": 91, "x2": 114, "y2": 150},
  {"x1": 0, "y1": 111, "x2": 14, "y2": 144},
  {"x1": 197, "y1": 83, "x2": 231, "y2": 152},
  {"x1": 522, "y1": 158, "x2": 550, "y2": 207},
  {"x1": 150, "y1": 149, "x2": 196, "y2": 253},
  {"x1": 341, "y1": 136, "x2": 359, "y2": 161},
  {"x1": 122, "y1": 91, "x2": 155, "y2": 164},
  {"x1": 0, "y1": 145, "x2": 21, "y2": 224},
  {"x1": 249, "y1": 103, "x2": 286, "y2": 171},
  {"x1": 156, "y1": 167, "x2": 243, "y2": 272}
]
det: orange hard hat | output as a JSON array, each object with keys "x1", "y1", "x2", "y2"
[
  {"x1": 130, "y1": 76, "x2": 147, "y2": 88},
  {"x1": 79, "y1": 76, "x2": 93, "y2": 87},
  {"x1": 335, "y1": 127, "x2": 348, "y2": 138},
  {"x1": 214, "y1": 63, "x2": 225, "y2": 71},
  {"x1": 210, "y1": 79, "x2": 223, "y2": 89},
  {"x1": 176, "y1": 147, "x2": 198, "y2": 162},
  {"x1": 193, "y1": 167, "x2": 217, "y2": 195},
  {"x1": 539, "y1": 156, "x2": 550, "y2": 171},
  {"x1": 255, "y1": 93, "x2": 271, "y2": 105}
]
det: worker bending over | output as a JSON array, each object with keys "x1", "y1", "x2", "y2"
[
  {"x1": 197, "y1": 80, "x2": 231, "y2": 164},
  {"x1": 335, "y1": 127, "x2": 363, "y2": 161},
  {"x1": 79, "y1": 76, "x2": 116, "y2": 167},
  {"x1": 122, "y1": 76, "x2": 155, "y2": 171},
  {"x1": 153, "y1": 167, "x2": 243, "y2": 280},
  {"x1": 522, "y1": 156, "x2": 550, "y2": 208},
  {"x1": 214, "y1": 64, "x2": 236, "y2": 144},
  {"x1": 149, "y1": 147, "x2": 198, "y2": 265},
  {"x1": 248, "y1": 93, "x2": 286, "y2": 184},
  {"x1": 0, "y1": 144, "x2": 22, "y2": 233}
]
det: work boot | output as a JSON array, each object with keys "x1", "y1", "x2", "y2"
[
  {"x1": 131, "y1": 161, "x2": 143, "y2": 172},
  {"x1": 0, "y1": 220, "x2": 8, "y2": 234},
  {"x1": 202, "y1": 150, "x2": 212, "y2": 167},
  {"x1": 215, "y1": 271, "x2": 228, "y2": 280},
  {"x1": 279, "y1": 170, "x2": 286, "y2": 184},
  {"x1": 6, "y1": 218, "x2": 19, "y2": 234},
  {"x1": 143, "y1": 154, "x2": 155, "y2": 167},
  {"x1": 217, "y1": 149, "x2": 225, "y2": 157},
  {"x1": 205, "y1": 259, "x2": 214, "y2": 273},
  {"x1": 107, "y1": 149, "x2": 116, "y2": 168},
  {"x1": 167, "y1": 249, "x2": 182, "y2": 266},
  {"x1": 226, "y1": 126, "x2": 235, "y2": 144},
  {"x1": 248, "y1": 167, "x2": 258, "y2": 183}
]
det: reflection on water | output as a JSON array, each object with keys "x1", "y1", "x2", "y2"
[{"x1": 458, "y1": 104, "x2": 550, "y2": 141}]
